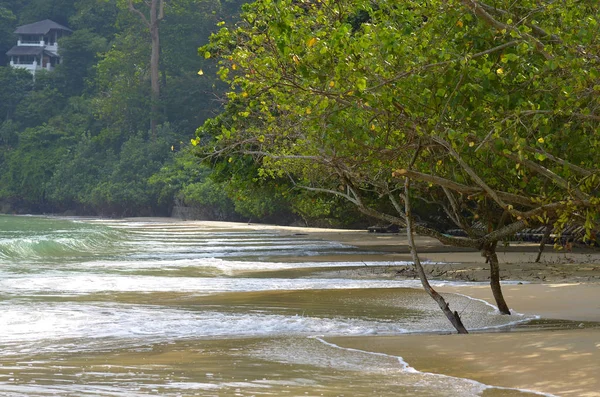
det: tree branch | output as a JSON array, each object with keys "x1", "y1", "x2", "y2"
[
  {"x1": 392, "y1": 168, "x2": 535, "y2": 207},
  {"x1": 461, "y1": 0, "x2": 552, "y2": 59},
  {"x1": 128, "y1": 0, "x2": 150, "y2": 27},
  {"x1": 500, "y1": 151, "x2": 590, "y2": 201},
  {"x1": 432, "y1": 137, "x2": 513, "y2": 210}
]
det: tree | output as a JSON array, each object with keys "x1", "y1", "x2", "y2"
[
  {"x1": 55, "y1": 29, "x2": 108, "y2": 96},
  {"x1": 127, "y1": 0, "x2": 165, "y2": 138},
  {"x1": 198, "y1": 0, "x2": 600, "y2": 331},
  {"x1": 0, "y1": 4, "x2": 17, "y2": 66},
  {"x1": 0, "y1": 66, "x2": 32, "y2": 122}
]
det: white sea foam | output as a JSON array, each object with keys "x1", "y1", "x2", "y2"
[
  {"x1": 0, "y1": 274, "x2": 515, "y2": 296},
  {"x1": 0, "y1": 274, "x2": 360, "y2": 293},
  {"x1": 0, "y1": 302, "x2": 413, "y2": 348}
]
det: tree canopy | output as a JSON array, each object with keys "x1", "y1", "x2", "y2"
[
  {"x1": 198, "y1": 0, "x2": 600, "y2": 316},
  {"x1": 0, "y1": 0, "x2": 265, "y2": 218},
  {"x1": 200, "y1": 0, "x2": 600, "y2": 242}
]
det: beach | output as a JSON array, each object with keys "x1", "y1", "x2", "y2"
[
  {"x1": 180, "y1": 220, "x2": 600, "y2": 396},
  {"x1": 3, "y1": 215, "x2": 599, "y2": 396},
  {"x1": 290, "y1": 224, "x2": 600, "y2": 397}
]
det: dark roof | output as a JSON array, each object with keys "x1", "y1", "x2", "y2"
[
  {"x1": 14, "y1": 19, "x2": 72, "y2": 35},
  {"x1": 6, "y1": 46, "x2": 59, "y2": 58}
]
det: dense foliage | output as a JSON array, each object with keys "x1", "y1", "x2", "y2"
[
  {"x1": 0, "y1": 0, "x2": 364, "y2": 225},
  {"x1": 198, "y1": 0, "x2": 600, "y2": 313},
  {"x1": 200, "y1": 0, "x2": 600, "y2": 238}
]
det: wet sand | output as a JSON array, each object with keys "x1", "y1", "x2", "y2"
[
  {"x1": 328, "y1": 329, "x2": 600, "y2": 397},
  {"x1": 304, "y1": 227, "x2": 600, "y2": 396},
  {"x1": 136, "y1": 219, "x2": 600, "y2": 396}
]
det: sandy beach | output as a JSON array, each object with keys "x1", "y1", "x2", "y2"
[
  {"x1": 126, "y1": 218, "x2": 600, "y2": 396},
  {"x1": 244, "y1": 221, "x2": 600, "y2": 396},
  {"x1": 304, "y1": 226, "x2": 600, "y2": 397}
]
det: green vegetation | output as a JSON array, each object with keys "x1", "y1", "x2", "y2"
[
  {"x1": 198, "y1": 0, "x2": 600, "y2": 322},
  {"x1": 0, "y1": 0, "x2": 364, "y2": 226},
  {"x1": 1, "y1": 0, "x2": 598, "y2": 239}
]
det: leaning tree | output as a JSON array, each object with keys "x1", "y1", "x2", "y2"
[{"x1": 196, "y1": 0, "x2": 600, "y2": 332}]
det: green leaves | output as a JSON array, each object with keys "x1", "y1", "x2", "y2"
[{"x1": 199, "y1": 0, "x2": 600, "y2": 240}]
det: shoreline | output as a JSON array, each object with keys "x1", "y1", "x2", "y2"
[
  {"x1": 23, "y1": 216, "x2": 600, "y2": 395},
  {"x1": 187, "y1": 218, "x2": 600, "y2": 396},
  {"x1": 297, "y1": 222, "x2": 600, "y2": 396}
]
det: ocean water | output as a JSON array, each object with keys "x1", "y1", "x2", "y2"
[{"x1": 0, "y1": 215, "x2": 545, "y2": 396}]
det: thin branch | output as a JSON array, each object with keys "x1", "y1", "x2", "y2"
[
  {"x1": 479, "y1": 1, "x2": 562, "y2": 43},
  {"x1": 500, "y1": 151, "x2": 590, "y2": 201},
  {"x1": 128, "y1": 0, "x2": 150, "y2": 27},
  {"x1": 433, "y1": 137, "x2": 510, "y2": 210},
  {"x1": 392, "y1": 168, "x2": 535, "y2": 207},
  {"x1": 519, "y1": 109, "x2": 600, "y2": 122},
  {"x1": 366, "y1": 41, "x2": 519, "y2": 93},
  {"x1": 295, "y1": 185, "x2": 359, "y2": 206},
  {"x1": 461, "y1": 0, "x2": 552, "y2": 59}
]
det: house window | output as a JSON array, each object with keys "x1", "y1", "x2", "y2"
[
  {"x1": 16, "y1": 55, "x2": 36, "y2": 64},
  {"x1": 21, "y1": 34, "x2": 42, "y2": 44}
]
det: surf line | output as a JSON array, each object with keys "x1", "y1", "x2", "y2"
[
  {"x1": 450, "y1": 291, "x2": 541, "y2": 328},
  {"x1": 312, "y1": 336, "x2": 558, "y2": 397}
]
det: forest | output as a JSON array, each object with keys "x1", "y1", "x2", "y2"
[
  {"x1": 1, "y1": 0, "x2": 599, "y2": 239},
  {"x1": 0, "y1": 0, "x2": 328, "y2": 223}
]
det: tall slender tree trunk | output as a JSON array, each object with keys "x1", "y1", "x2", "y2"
[
  {"x1": 483, "y1": 242, "x2": 511, "y2": 314},
  {"x1": 405, "y1": 178, "x2": 468, "y2": 334},
  {"x1": 150, "y1": 20, "x2": 160, "y2": 138},
  {"x1": 129, "y1": 0, "x2": 164, "y2": 139}
]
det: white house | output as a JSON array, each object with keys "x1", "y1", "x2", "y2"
[{"x1": 6, "y1": 19, "x2": 72, "y2": 76}]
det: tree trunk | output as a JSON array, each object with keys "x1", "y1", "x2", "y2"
[
  {"x1": 149, "y1": 1, "x2": 160, "y2": 139},
  {"x1": 128, "y1": 0, "x2": 163, "y2": 139},
  {"x1": 535, "y1": 225, "x2": 552, "y2": 263},
  {"x1": 405, "y1": 179, "x2": 468, "y2": 334},
  {"x1": 483, "y1": 243, "x2": 511, "y2": 314}
]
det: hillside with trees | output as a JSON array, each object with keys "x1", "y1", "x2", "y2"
[
  {"x1": 0, "y1": 0, "x2": 275, "y2": 220},
  {"x1": 1, "y1": 0, "x2": 598, "y2": 238}
]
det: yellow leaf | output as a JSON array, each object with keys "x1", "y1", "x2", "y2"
[
  {"x1": 292, "y1": 54, "x2": 300, "y2": 64},
  {"x1": 197, "y1": 69, "x2": 204, "y2": 75},
  {"x1": 306, "y1": 108, "x2": 311, "y2": 114},
  {"x1": 242, "y1": 92, "x2": 248, "y2": 98},
  {"x1": 537, "y1": 137, "x2": 545, "y2": 143},
  {"x1": 370, "y1": 124, "x2": 375, "y2": 130},
  {"x1": 456, "y1": 20, "x2": 463, "y2": 28},
  {"x1": 496, "y1": 68, "x2": 504, "y2": 75},
  {"x1": 329, "y1": 81, "x2": 335, "y2": 88},
  {"x1": 469, "y1": 141, "x2": 475, "y2": 147},
  {"x1": 232, "y1": 64, "x2": 237, "y2": 70},
  {"x1": 307, "y1": 37, "x2": 317, "y2": 47}
]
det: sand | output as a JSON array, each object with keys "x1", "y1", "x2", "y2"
[
  {"x1": 328, "y1": 329, "x2": 600, "y2": 397},
  {"x1": 134, "y1": 219, "x2": 600, "y2": 396},
  {"x1": 268, "y1": 224, "x2": 600, "y2": 396},
  {"x1": 301, "y1": 227, "x2": 600, "y2": 396}
]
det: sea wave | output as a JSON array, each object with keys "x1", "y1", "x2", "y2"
[{"x1": 0, "y1": 231, "x2": 126, "y2": 262}]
